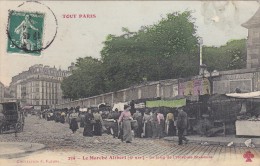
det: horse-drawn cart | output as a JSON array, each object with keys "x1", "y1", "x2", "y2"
[{"x1": 0, "y1": 102, "x2": 24, "y2": 134}]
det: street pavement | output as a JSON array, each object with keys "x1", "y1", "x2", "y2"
[{"x1": 0, "y1": 116, "x2": 260, "y2": 166}]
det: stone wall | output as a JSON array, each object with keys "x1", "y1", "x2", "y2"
[
  {"x1": 56, "y1": 68, "x2": 260, "y2": 109},
  {"x1": 213, "y1": 71, "x2": 253, "y2": 94}
]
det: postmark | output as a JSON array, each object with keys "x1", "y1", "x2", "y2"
[
  {"x1": 6, "y1": 1, "x2": 58, "y2": 56},
  {"x1": 7, "y1": 10, "x2": 45, "y2": 55}
]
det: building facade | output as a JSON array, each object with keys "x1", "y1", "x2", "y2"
[
  {"x1": 242, "y1": 7, "x2": 260, "y2": 69},
  {"x1": 10, "y1": 64, "x2": 69, "y2": 109}
]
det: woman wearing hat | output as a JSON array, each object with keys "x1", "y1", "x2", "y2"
[
  {"x1": 69, "y1": 108, "x2": 79, "y2": 134},
  {"x1": 118, "y1": 105, "x2": 133, "y2": 143}
]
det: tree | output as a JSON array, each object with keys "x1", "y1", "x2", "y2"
[
  {"x1": 203, "y1": 39, "x2": 246, "y2": 72},
  {"x1": 61, "y1": 56, "x2": 105, "y2": 99},
  {"x1": 101, "y1": 11, "x2": 200, "y2": 92}
]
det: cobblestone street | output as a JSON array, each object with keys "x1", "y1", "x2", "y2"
[{"x1": 1, "y1": 116, "x2": 260, "y2": 166}]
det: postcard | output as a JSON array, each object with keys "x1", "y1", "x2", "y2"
[{"x1": 0, "y1": 1, "x2": 260, "y2": 166}]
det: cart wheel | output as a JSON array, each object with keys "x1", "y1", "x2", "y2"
[{"x1": 15, "y1": 123, "x2": 22, "y2": 132}]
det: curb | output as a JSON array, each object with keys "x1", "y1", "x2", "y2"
[
  {"x1": 0, "y1": 142, "x2": 46, "y2": 159},
  {"x1": 163, "y1": 137, "x2": 260, "y2": 148}
]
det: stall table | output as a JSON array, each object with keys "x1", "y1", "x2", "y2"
[{"x1": 236, "y1": 120, "x2": 260, "y2": 137}]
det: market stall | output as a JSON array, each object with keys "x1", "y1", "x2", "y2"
[
  {"x1": 226, "y1": 91, "x2": 260, "y2": 137},
  {"x1": 236, "y1": 120, "x2": 260, "y2": 136}
]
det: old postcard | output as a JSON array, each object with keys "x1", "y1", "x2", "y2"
[{"x1": 0, "y1": 1, "x2": 260, "y2": 166}]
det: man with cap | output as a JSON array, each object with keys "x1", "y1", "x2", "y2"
[{"x1": 177, "y1": 107, "x2": 189, "y2": 145}]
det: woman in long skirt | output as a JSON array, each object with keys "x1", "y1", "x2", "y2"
[
  {"x1": 109, "y1": 109, "x2": 120, "y2": 138},
  {"x1": 166, "y1": 110, "x2": 175, "y2": 136},
  {"x1": 69, "y1": 109, "x2": 79, "y2": 133},
  {"x1": 83, "y1": 109, "x2": 94, "y2": 137},
  {"x1": 93, "y1": 110, "x2": 103, "y2": 136},
  {"x1": 151, "y1": 110, "x2": 158, "y2": 138},
  {"x1": 118, "y1": 105, "x2": 133, "y2": 143},
  {"x1": 143, "y1": 109, "x2": 152, "y2": 138},
  {"x1": 157, "y1": 111, "x2": 165, "y2": 138},
  {"x1": 93, "y1": 120, "x2": 102, "y2": 136}
]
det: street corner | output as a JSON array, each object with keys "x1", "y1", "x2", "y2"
[{"x1": 0, "y1": 142, "x2": 46, "y2": 159}]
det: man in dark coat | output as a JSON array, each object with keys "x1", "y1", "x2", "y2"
[{"x1": 177, "y1": 107, "x2": 189, "y2": 145}]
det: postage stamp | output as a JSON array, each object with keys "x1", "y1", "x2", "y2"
[{"x1": 7, "y1": 10, "x2": 45, "y2": 55}]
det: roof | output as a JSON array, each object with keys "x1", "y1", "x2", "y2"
[{"x1": 242, "y1": 7, "x2": 260, "y2": 28}]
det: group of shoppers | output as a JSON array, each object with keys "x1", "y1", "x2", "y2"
[
  {"x1": 69, "y1": 108, "x2": 104, "y2": 137},
  {"x1": 108, "y1": 105, "x2": 189, "y2": 145},
  {"x1": 44, "y1": 105, "x2": 189, "y2": 145}
]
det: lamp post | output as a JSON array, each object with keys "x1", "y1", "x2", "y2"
[{"x1": 198, "y1": 37, "x2": 204, "y2": 75}]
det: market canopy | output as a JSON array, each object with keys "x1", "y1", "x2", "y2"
[
  {"x1": 146, "y1": 98, "x2": 186, "y2": 108},
  {"x1": 79, "y1": 108, "x2": 88, "y2": 112},
  {"x1": 226, "y1": 91, "x2": 260, "y2": 99},
  {"x1": 112, "y1": 102, "x2": 128, "y2": 111},
  {"x1": 135, "y1": 103, "x2": 145, "y2": 109},
  {"x1": 22, "y1": 106, "x2": 33, "y2": 110}
]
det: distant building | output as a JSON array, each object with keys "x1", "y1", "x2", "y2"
[
  {"x1": 67, "y1": 62, "x2": 77, "y2": 76},
  {"x1": 0, "y1": 82, "x2": 4, "y2": 102},
  {"x1": 10, "y1": 64, "x2": 70, "y2": 109},
  {"x1": 242, "y1": 7, "x2": 260, "y2": 69},
  {"x1": 3, "y1": 87, "x2": 16, "y2": 102}
]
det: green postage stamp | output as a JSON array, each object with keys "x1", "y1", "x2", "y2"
[{"x1": 7, "y1": 11, "x2": 45, "y2": 55}]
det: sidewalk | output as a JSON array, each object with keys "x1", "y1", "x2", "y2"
[
  {"x1": 0, "y1": 142, "x2": 46, "y2": 159},
  {"x1": 164, "y1": 135, "x2": 260, "y2": 148}
]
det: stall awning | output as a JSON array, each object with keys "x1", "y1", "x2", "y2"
[
  {"x1": 226, "y1": 91, "x2": 260, "y2": 99},
  {"x1": 79, "y1": 108, "x2": 88, "y2": 112},
  {"x1": 22, "y1": 106, "x2": 33, "y2": 110},
  {"x1": 146, "y1": 98, "x2": 186, "y2": 108},
  {"x1": 135, "y1": 103, "x2": 145, "y2": 109},
  {"x1": 112, "y1": 102, "x2": 128, "y2": 111}
]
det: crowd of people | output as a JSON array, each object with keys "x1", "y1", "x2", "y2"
[{"x1": 40, "y1": 105, "x2": 189, "y2": 145}]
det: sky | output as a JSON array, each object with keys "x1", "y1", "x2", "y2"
[{"x1": 0, "y1": 1, "x2": 259, "y2": 86}]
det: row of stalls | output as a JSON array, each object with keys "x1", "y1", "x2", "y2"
[
  {"x1": 35, "y1": 91, "x2": 260, "y2": 138},
  {"x1": 180, "y1": 91, "x2": 260, "y2": 137},
  {"x1": 123, "y1": 91, "x2": 260, "y2": 137}
]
